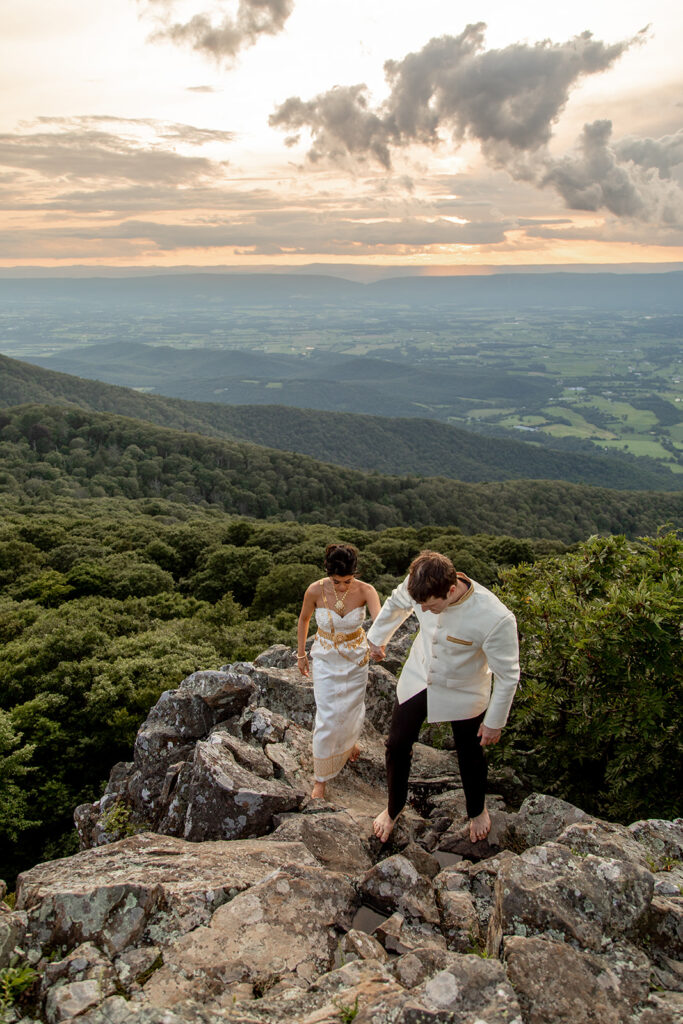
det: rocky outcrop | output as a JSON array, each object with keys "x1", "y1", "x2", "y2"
[{"x1": 5, "y1": 632, "x2": 682, "y2": 1024}]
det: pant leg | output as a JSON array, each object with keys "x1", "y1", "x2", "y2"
[
  {"x1": 450, "y1": 711, "x2": 487, "y2": 818},
  {"x1": 386, "y1": 688, "x2": 428, "y2": 820}
]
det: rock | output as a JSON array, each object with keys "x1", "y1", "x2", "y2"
[
  {"x1": 17, "y1": 833, "x2": 319, "y2": 952},
  {"x1": 359, "y1": 854, "x2": 440, "y2": 925},
  {"x1": 400, "y1": 841, "x2": 441, "y2": 880},
  {"x1": 391, "y1": 946, "x2": 464, "y2": 990},
  {"x1": 240, "y1": 704, "x2": 289, "y2": 743},
  {"x1": 504, "y1": 935, "x2": 637, "y2": 1024},
  {"x1": 266, "y1": 812, "x2": 372, "y2": 873},
  {"x1": 179, "y1": 669, "x2": 256, "y2": 715},
  {"x1": 205, "y1": 725, "x2": 274, "y2": 779},
  {"x1": 142, "y1": 863, "x2": 359, "y2": 1010},
  {"x1": 113, "y1": 946, "x2": 163, "y2": 990},
  {"x1": 0, "y1": 910, "x2": 26, "y2": 968},
  {"x1": 364, "y1": 664, "x2": 399, "y2": 732},
  {"x1": 156, "y1": 740, "x2": 303, "y2": 841},
  {"x1": 434, "y1": 886, "x2": 480, "y2": 952},
  {"x1": 637, "y1": 992, "x2": 683, "y2": 1024},
  {"x1": 651, "y1": 951, "x2": 683, "y2": 992},
  {"x1": 239, "y1": 663, "x2": 316, "y2": 729},
  {"x1": 488, "y1": 842, "x2": 654, "y2": 954},
  {"x1": 252, "y1": 645, "x2": 298, "y2": 669},
  {"x1": 648, "y1": 894, "x2": 683, "y2": 957},
  {"x1": 340, "y1": 929, "x2": 389, "y2": 964},
  {"x1": 45, "y1": 979, "x2": 112, "y2": 1024},
  {"x1": 41, "y1": 942, "x2": 116, "y2": 994},
  {"x1": 436, "y1": 808, "x2": 516, "y2": 859},
  {"x1": 381, "y1": 619, "x2": 419, "y2": 677},
  {"x1": 134, "y1": 690, "x2": 214, "y2": 773},
  {"x1": 627, "y1": 818, "x2": 683, "y2": 867},
  {"x1": 504, "y1": 792, "x2": 591, "y2": 852},
  {"x1": 396, "y1": 954, "x2": 522, "y2": 1023},
  {"x1": 557, "y1": 818, "x2": 656, "y2": 871},
  {"x1": 374, "y1": 912, "x2": 446, "y2": 955}
]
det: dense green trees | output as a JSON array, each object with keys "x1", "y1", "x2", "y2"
[
  {"x1": 495, "y1": 531, "x2": 682, "y2": 823},
  {"x1": 1, "y1": 404, "x2": 681, "y2": 541},
  {"x1": 0, "y1": 495, "x2": 553, "y2": 883}
]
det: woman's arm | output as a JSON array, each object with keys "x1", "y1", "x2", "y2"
[
  {"x1": 296, "y1": 584, "x2": 318, "y2": 677},
  {"x1": 363, "y1": 582, "x2": 382, "y2": 622}
]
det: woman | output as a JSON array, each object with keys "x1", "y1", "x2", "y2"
[{"x1": 297, "y1": 544, "x2": 381, "y2": 799}]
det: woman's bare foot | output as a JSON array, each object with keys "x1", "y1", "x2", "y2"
[
  {"x1": 373, "y1": 808, "x2": 397, "y2": 843},
  {"x1": 348, "y1": 744, "x2": 361, "y2": 763},
  {"x1": 311, "y1": 781, "x2": 326, "y2": 800},
  {"x1": 469, "y1": 806, "x2": 491, "y2": 843}
]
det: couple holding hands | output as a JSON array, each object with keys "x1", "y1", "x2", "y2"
[{"x1": 297, "y1": 545, "x2": 520, "y2": 844}]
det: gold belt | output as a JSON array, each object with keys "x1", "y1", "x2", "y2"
[{"x1": 316, "y1": 625, "x2": 365, "y2": 645}]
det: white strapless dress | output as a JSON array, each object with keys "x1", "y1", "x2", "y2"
[{"x1": 310, "y1": 605, "x2": 369, "y2": 782}]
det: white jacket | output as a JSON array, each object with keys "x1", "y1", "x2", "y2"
[{"x1": 367, "y1": 575, "x2": 520, "y2": 729}]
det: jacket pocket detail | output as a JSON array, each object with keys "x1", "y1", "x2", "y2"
[{"x1": 447, "y1": 635, "x2": 473, "y2": 645}]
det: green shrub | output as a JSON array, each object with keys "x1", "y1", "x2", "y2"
[{"x1": 495, "y1": 532, "x2": 682, "y2": 822}]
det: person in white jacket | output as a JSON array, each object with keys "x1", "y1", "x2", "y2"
[{"x1": 367, "y1": 550, "x2": 520, "y2": 844}]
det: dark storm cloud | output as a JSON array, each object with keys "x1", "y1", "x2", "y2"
[
  {"x1": 144, "y1": 0, "x2": 294, "y2": 62},
  {"x1": 270, "y1": 23, "x2": 640, "y2": 167}
]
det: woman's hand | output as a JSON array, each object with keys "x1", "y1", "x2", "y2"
[
  {"x1": 297, "y1": 654, "x2": 310, "y2": 677},
  {"x1": 368, "y1": 641, "x2": 385, "y2": 661}
]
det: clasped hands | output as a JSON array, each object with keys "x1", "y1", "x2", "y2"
[{"x1": 368, "y1": 641, "x2": 385, "y2": 662}]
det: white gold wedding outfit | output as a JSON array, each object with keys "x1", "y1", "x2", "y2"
[{"x1": 310, "y1": 599, "x2": 369, "y2": 782}]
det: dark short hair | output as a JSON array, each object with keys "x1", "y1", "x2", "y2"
[
  {"x1": 407, "y1": 550, "x2": 457, "y2": 602},
  {"x1": 324, "y1": 543, "x2": 358, "y2": 576}
]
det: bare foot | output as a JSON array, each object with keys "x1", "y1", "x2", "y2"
[
  {"x1": 311, "y1": 781, "x2": 326, "y2": 800},
  {"x1": 348, "y1": 744, "x2": 361, "y2": 763},
  {"x1": 373, "y1": 808, "x2": 397, "y2": 843},
  {"x1": 469, "y1": 806, "x2": 491, "y2": 843}
]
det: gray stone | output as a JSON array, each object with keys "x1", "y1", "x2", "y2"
[
  {"x1": 434, "y1": 887, "x2": 480, "y2": 952},
  {"x1": 240, "y1": 664, "x2": 316, "y2": 729},
  {"x1": 142, "y1": 863, "x2": 359, "y2": 1010},
  {"x1": 157, "y1": 740, "x2": 303, "y2": 841},
  {"x1": 340, "y1": 929, "x2": 389, "y2": 964},
  {"x1": 253, "y1": 645, "x2": 298, "y2": 669},
  {"x1": 392, "y1": 947, "x2": 464, "y2": 990},
  {"x1": 179, "y1": 669, "x2": 256, "y2": 714},
  {"x1": 488, "y1": 842, "x2": 654, "y2": 953},
  {"x1": 0, "y1": 910, "x2": 26, "y2": 968},
  {"x1": 504, "y1": 792, "x2": 591, "y2": 852},
  {"x1": 504, "y1": 935, "x2": 636, "y2": 1024},
  {"x1": 240, "y1": 705, "x2": 289, "y2": 743},
  {"x1": 113, "y1": 947, "x2": 162, "y2": 990},
  {"x1": 133, "y1": 690, "x2": 214, "y2": 773},
  {"x1": 374, "y1": 912, "x2": 446, "y2": 955},
  {"x1": 266, "y1": 812, "x2": 372, "y2": 874},
  {"x1": 17, "y1": 833, "x2": 319, "y2": 951},
  {"x1": 359, "y1": 854, "x2": 440, "y2": 925},
  {"x1": 628, "y1": 818, "x2": 683, "y2": 867},
  {"x1": 45, "y1": 979, "x2": 110, "y2": 1024},
  {"x1": 637, "y1": 992, "x2": 683, "y2": 1024},
  {"x1": 400, "y1": 842, "x2": 441, "y2": 880},
  {"x1": 648, "y1": 894, "x2": 683, "y2": 956},
  {"x1": 557, "y1": 818, "x2": 656, "y2": 870},
  {"x1": 397, "y1": 954, "x2": 523, "y2": 1023},
  {"x1": 436, "y1": 808, "x2": 516, "y2": 859},
  {"x1": 205, "y1": 726, "x2": 274, "y2": 779}
]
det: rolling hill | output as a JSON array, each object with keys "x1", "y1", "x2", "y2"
[{"x1": 0, "y1": 353, "x2": 680, "y2": 491}]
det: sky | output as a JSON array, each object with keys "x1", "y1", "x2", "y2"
[{"x1": 2, "y1": 0, "x2": 683, "y2": 271}]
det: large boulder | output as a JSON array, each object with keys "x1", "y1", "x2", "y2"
[
  {"x1": 156, "y1": 740, "x2": 303, "y2": 840},
  {"x1": 142, "y1": 863, "x2": 359, "y2": 1010},
  {"x1": 504, "y1": 792, "x2": 591, "y2": 852},
  {"x1": 488, "y1": 842, "x2": 654, "y2": 954},
  {"x1": 17, "y1": 833, "x2": 319, "y2": 952},
  {"x1": 504, "y1": 935, "x2": 646, "y2": 1024}
]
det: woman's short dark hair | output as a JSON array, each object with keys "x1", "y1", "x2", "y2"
[
  {"x1": 324, "y1": 543, "x2": 358, "y2": 576},
  {"x1": 407, "y1": 550, "x2": 457, "y2": 602}
]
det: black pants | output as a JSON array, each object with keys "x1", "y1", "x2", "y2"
[{"x1": 386, "y1": 688, "x2": 487, "y2": 820}]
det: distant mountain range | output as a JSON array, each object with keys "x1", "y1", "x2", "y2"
[
  {"x1": 2, "y1": 270, "x2": 683, "y2": 311},
  {"x1": 0, "y1": 353, "x2": 680, "y2": 491}
]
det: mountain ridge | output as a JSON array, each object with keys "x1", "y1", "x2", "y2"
[{"x1": 1, "y1": 352, "x2": 680, "y2": 491}]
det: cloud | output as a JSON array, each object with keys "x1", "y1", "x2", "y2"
[
  {"x1": 0, "y1": 117, "x2": 230, "y2": 185},
  {"x1": 143, "y1": 0, "x2": 294, "y2": 63},
  {"x1": 540, "y1": 121, "x2": 683, "y2": 226},
  {"x1": 270, "y1": 23, "x2": 641, "y2": 167},
  {"x1": 270, "y1": 23, "x2": 683, "y2": 228}
]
